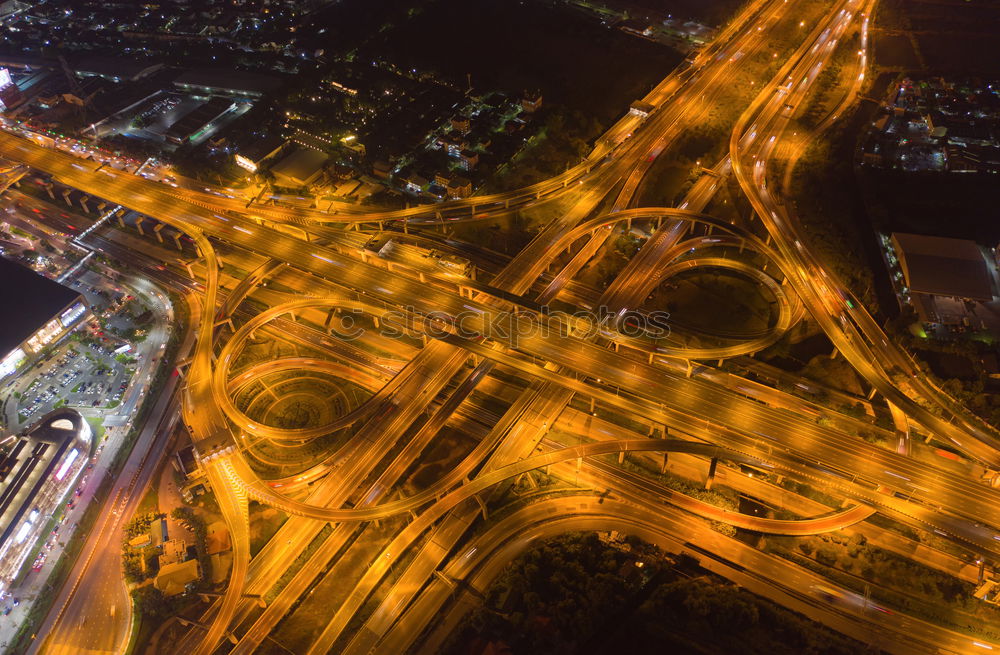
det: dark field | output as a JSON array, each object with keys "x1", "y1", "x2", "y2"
[
  {"x1": 875, "y1": 0, "x2": 1000, "y2": 73},
  {"x1": 873, "y1": 33, "x2": 920, "y2": 69},
  {"x1": 357, "y1": 0, "x2": 685, "y2": 126}
]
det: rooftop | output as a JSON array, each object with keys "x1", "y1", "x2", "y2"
[
  {"x1": 74, "y1": 56, "x2": 163, "y2": 82},
  {"x1": 173, "y1": 69, "x2": 281, "y2": 97},
  {"x1": 891, "y1": 232, "x2": 994, "y2": 301},
  {"x1": 270, "y1": 146, "x2": 328, "y2": 187},
  {"x1": 154, "y1": 558, "x2": 200, "y2": 596},
  {"x1": 0, "y1": 257, "x2": 80, "y2": 357}
]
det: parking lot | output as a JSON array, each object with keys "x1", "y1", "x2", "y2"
[
  {"x1": 6, "y1": 334, "x2": 133, "y2": 429},
  {"x1": 1, "y1": 272, "x2": 154, "y2": 432}
]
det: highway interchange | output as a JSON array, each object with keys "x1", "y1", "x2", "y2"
[{"x1": 6, "y1": 0, "x2": 1000, "y2": 653}]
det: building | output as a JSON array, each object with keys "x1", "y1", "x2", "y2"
[
  {"x1": 521, "y1": 90, "x2": 543, "y2": 113},
  {"x1": 154, "y1": 558, "x2": 200, "y2": 596},
  {"x1": 234, "y1": 134, "x2": 286, "y2": 173},
  {"x1": 630, "y1": 101, "x2": 657, "y2": 118},
  {"x1": 159, "y1": 538, "x2": 188, "y2": 567},
  {"x1": 0, "y1": 258, "x2": 89, "y2": 380},
  {"x1": 449, "y1": 115, "x2": 471, "y2": 134},
  {"x1": 165, "y1": 97, "x2": 236, "y2": 146},
  {"x1": 0, "y1": 67, "x2": 23, "y2": 111},
  {"x1": 270, "y1": 146, "x2": 328, "y2": 188},
  {"x1": 173, "y1": 69, "x2": 281, "y2": 99},
  {"x1": 620, "y1": 19, "x2": 654, "y2": 37},
  {"x1": 458, "y1": 149, "x2": 479, "y2": 170},
  {"x1": 73, "y1": 56, "x2": 164, "y2": 83},
  {"x1": 0, "y1": 409, "x2": 91, "y2": 595},
  {"x1": 446, "y1": 176, "x2": 472, "y2": 199},
  {"x1": 890, "y1": 232, "x2": 995, "y2": 324}
]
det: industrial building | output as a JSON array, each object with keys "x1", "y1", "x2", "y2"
[
  {"x1": 172, "y1": 69, "x2": 281, "y2": 99},
  {"x1": 890, "y1": 232, "x2": 996, "y2": 325},
  {"x1": 165, "y1": 97, "x2": 237, "y2": 145},
  {"x1": 270, "y1": 145, "x2": 328, "y2": 188},
  {"x1": 0, "y1": 258, "x2": 89, "y2": 379},
  {"x1": 0, "y1": 409, "x2": 91, "y2": 595}
]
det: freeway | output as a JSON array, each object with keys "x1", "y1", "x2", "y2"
[
  {"x1": 172, "y1": 2, "x2": 819, "y2": 647},
  {"x1": 728, "y1": 0, "x2": 1000, "y2": 470},
  {"x1": 6, "y1": 0, "x2": 999, "y2": 651},
  {"x1": 15, "y1": 112, "x2": 1000, "y2": 639},
  {"x1": 400, "y1": 496, "x2": 980, "y2": 655}
]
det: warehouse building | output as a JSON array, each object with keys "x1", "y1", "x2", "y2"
[{"x1": 890, "y1": 232, "x2": 996, "y2": 325}]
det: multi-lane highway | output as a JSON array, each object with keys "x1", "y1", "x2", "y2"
[{"x1": 8, "y1": 0, "x2": 1000, "y2": 652}]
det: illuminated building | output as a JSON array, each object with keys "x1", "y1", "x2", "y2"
[
  {"x1": 0, "y1": 409, "x2": 91, "y2": 595},
  {"x1": 234, "y1": 134, "x2": 286, "y2": 173},
  {"x1": 0, "y1": 67, "x2": 23, "y2": 111},
  {"x1": 0, "y1": 258, "x2": 89, "y2": 379}
]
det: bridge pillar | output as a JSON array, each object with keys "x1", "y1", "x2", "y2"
[
  {"x1": 116, "y1": 213, "x2": 126, "y2": 228},
  {"x1": 44, "y1": 183, "x2": 55, "y2": 199},
  {"x1": 61, "y1": 188, "x2": 72, "y2": 206},
  {"x1": 153, "y1": 223, "x2": 166, "y2": 243},
  {"x1": 434, "y1": 570, "x2": 457, "y2": 589},
  {"x1": 473, "y1": 494, "x2": 488, "y2": 521},
  {"x1": 79, "y1": 195, "x2": 90, "y2": 213},
  {"x1": 660, "y1": 452, "x2": 669, "y2": 474},
  {"x1": 135, "y1": 216, "x2": 146, "y2": 235},
  {"x1": 705, "y1": 456, "x2": 719, "y2": 491},
  {"x1": 172, "y1": 232, "x2": 183, "y2": 250}
]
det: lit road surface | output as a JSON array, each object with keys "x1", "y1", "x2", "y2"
[
  {"x1": 30, "y1": 370, "x2": 190, "y2": 655},
  {"x1": 4, "y1": 0, "x2": 1000, "y2": 650}
]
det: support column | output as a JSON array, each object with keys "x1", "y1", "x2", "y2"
[{"x1": 704, "y1": 457, "x2": 719, "y2": 491}]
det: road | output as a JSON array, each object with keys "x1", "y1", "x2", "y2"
[{"x1": 5, "y1": 0, "x2": 1000, "y2": 651}]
